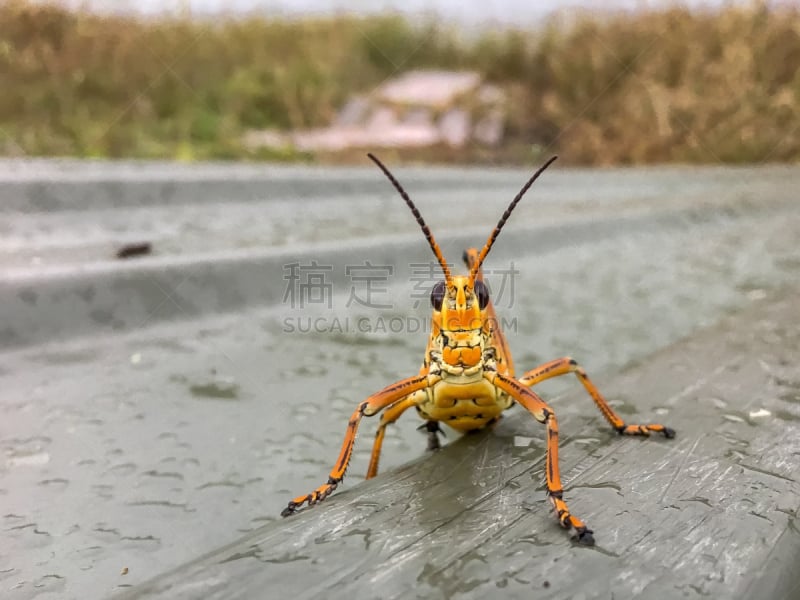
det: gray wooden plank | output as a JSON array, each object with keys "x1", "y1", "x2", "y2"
[{"x1": 117, "y1": 287, "x2": 800, "y2": 600}]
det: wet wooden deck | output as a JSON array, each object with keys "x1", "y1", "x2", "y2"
[{"x1": 117, "y1": 286, "x2": 800, "y2": 600}]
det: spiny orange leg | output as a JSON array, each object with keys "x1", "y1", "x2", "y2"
[
  {"x1": 487, "y1": 370, "x2": 595, "y2": 545},
  {"x1": 366, "y1": 395, "x2": 418, "y2": 480},
  {"x1": 519, "y1": 357, "x2": 675, "y2": 438},
  {"x1": 282, "y1": 374, "x2": 434, "y2": 517}
]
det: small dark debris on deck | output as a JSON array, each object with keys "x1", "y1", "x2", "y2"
[{"x1": 115, "y1": 242, "x2": 153, "y2": 260}]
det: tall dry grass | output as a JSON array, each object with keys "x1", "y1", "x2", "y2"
[{"x1": 0, "y1": 1, "x2": 797, "y2": 163}]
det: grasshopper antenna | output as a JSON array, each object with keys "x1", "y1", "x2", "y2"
[
  {"x1": 468, "y1": 155, "x2": 558, "y2": 285},
  {"x1": 368, "y1": 153, "x2": 453, "y2": 285}
]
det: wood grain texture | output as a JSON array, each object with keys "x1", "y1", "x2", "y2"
[{"x1": 119, "y1": 288, "x2": 800, "y2": 600}]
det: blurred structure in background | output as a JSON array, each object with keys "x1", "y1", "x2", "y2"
[
  {"x1": 244, "y1": 71, "x2": 506, "y2": 153},
  {"x1": 1, "y1": 0, "x2": 799, "y2": 164}
]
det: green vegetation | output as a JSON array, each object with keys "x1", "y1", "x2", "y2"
[{"x1": 1, "y1": 0, "x2": 798, "y2": 164}]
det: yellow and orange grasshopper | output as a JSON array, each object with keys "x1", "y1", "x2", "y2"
[{"x1": 282, "y1": 154, "x2": 675, "y2": 544}]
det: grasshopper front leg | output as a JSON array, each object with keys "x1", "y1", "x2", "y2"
[
  {"x1": 282, "y1": 374, "x2": 436, "y2": 516},
  {"x1": 487, "y1": 370, "x2": 595, "y2": 544}
]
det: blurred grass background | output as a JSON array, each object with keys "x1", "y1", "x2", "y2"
[{"x1": 0, "y1": 0, "x2": 798, "y2": 164}]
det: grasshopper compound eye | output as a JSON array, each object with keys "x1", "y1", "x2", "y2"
[
  {"x1": 474, "y1": 280, "x2": 490, "y2": 310},
  {"x1": 430, "y1": 281, "x2": 446, "y2": 311}
]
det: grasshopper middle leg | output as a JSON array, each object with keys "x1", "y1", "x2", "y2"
[{"x1": 366, "y1": 395, "x2": 419, "y2": 479}]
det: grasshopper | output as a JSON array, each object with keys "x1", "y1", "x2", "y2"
[{"x1": 282, "y1": 154, "x2": 675, "y2": 544}]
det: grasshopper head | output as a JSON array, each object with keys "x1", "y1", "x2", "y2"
[
  {"x1": 367, "y1": 152, "x2": 557, "y2": 369},
  {"x1": 430, "y1": 275, "x2": 490, "y2": 367}
]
